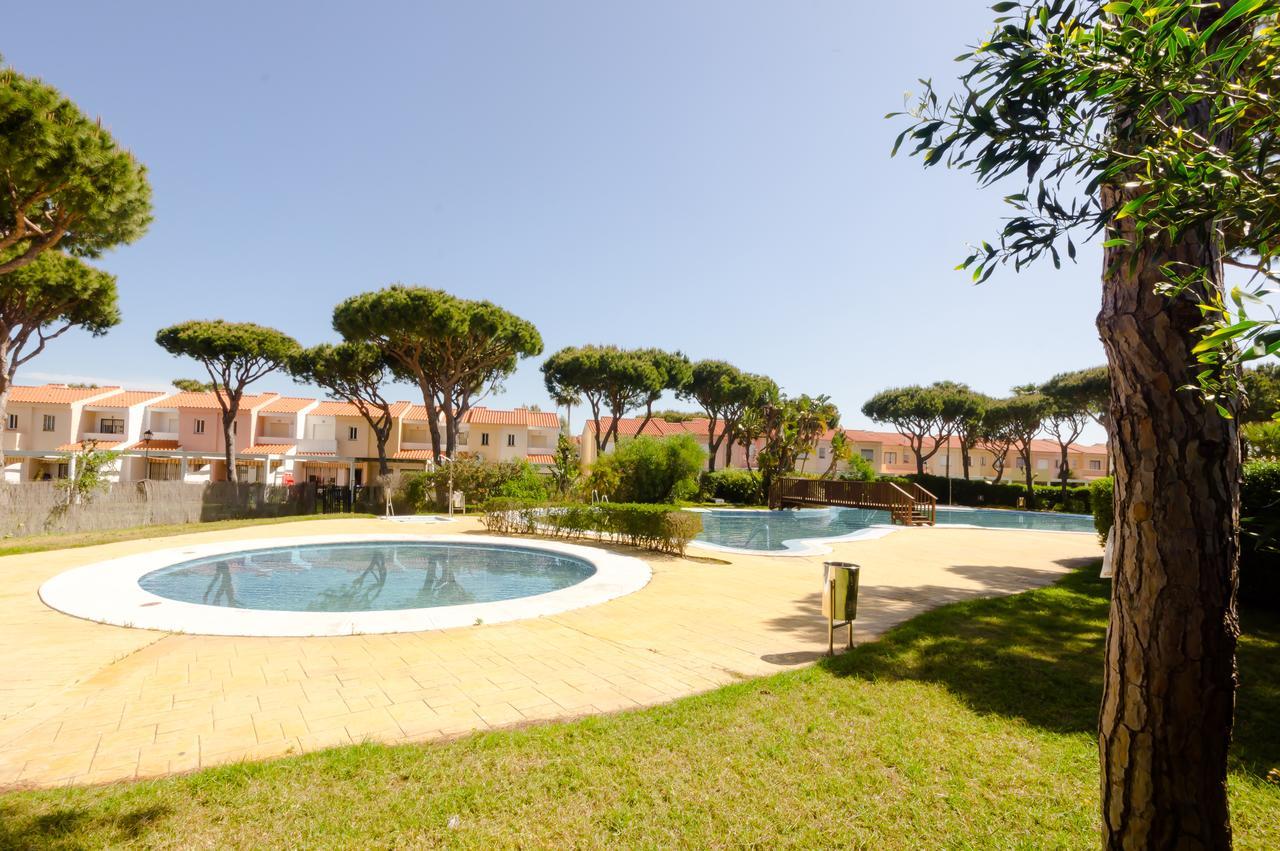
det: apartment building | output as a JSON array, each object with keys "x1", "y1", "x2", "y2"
[
  {"x1": 2, "y1": 384, "x2": 125, "y2": 482},
  {"x1": 1, "y1": 384, "x2": 567, "y2": 484}
]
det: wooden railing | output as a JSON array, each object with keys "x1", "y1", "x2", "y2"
[
  {"x1": 903, "y1": 482, "x2": 937, "y2": 525},
  {"x1": 767, "y1": 477, "x2": 936, "y2": 525}
]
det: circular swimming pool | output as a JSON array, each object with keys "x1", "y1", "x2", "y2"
[
  {"x1": 139, "y1": 541, "x2": 596, "y2": 612},
  {"x1": 39, "y1": 534, "x2": 651, "y2": 637}
]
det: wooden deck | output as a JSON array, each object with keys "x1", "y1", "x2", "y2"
[{"x1": 767, "y1": 477, "x2": 937, "y2": 526}]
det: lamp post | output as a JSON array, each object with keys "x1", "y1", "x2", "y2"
[
  {"x1": 142, "y1": 429, "x2": 153, "y2": 481},
  {"x1": 437, "y1": 452, "x2": 455, "y2": 517}
]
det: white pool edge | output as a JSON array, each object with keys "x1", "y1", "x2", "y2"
[{"x1": 38, "y1": 533, "x2": 652, "y2": 637}]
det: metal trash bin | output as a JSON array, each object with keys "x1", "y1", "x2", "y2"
[{"x1": 822, "y1": 561, "x2": 860, "y2": 655}]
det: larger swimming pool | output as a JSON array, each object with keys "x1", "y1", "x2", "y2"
[
  {"x1": 139, "y1": 541, "x2": 596, "y2": 612},
  {"x1": 693, "y1": 505, "x2": 1095, "y2": 554}
]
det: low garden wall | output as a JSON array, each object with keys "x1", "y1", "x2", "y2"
[{"x1": 0, "y1": 481, "x2": 383, "y2": 539}]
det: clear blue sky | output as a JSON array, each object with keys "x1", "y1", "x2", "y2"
[{"x1": 6, "y1": 0, "x2": 1109, "y2": 439}]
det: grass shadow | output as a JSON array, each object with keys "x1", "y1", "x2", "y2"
[
  {"x1": 0, "y1": 801, "x2": 171, "y2": 849},
  {"x1": 815, "y1": 561, "x2": 1280, "y2": 778}
]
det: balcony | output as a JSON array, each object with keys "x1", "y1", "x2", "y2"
[
  {"x1": 294, "y1": 438, "x2": 338, "y2": 455},
  {"x1": 81, "y1": 431, "x2": 126, "y2": 444}
]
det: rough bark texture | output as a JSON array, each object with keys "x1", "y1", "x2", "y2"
[{"x1": 1096, "y1": 189, "x2": 1240, "y2": 849}]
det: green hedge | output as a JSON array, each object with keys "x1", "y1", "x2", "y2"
[
  {"x1": 697, "y1": 469, "x2": 764, "y2": 505},
  {"x1": 1091, "y1": 464, "x2": 1280, "y2": 608},
  {"x1": 480, "y1": 499, "x2": 703, "y2": 556},
  {"x1": 1242, "y1": 460, "x2": 1280, "y2": 607},
  {"x1": 1089, "y1": 477, "x2": 1114, "y2": 543},
  {"x1": 881, "y1": 474, "x2": 1093, "y2": 514}
]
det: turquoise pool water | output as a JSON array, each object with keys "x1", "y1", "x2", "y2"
[
  {"x1": 695, "y1": 508, "x2": 890, "y2": 552},
  {"x1": 138, "y1": 541, "x2": 595, "y2": 612},
  {"x1": 694, "y1": 506, "x2": 1094, "y2": 551},
  {"x1": 934, "y1": 506, "x2": 1095, "y2": 533}
]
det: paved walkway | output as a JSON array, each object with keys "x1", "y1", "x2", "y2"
[{"x1": 0, "y1": 517, "x2": 1100, "y2": 788}]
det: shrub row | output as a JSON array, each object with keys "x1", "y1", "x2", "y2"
[
  {"x1": 1091, "y1": 462, "x2": 1280, "y2": 608},
  {"x1": 697, "y1": 469, "x2": 764, "y2": 505},
  {"x1": 879, "y1": 474, "x2": 1093, "y2": 514},
  {"x1": 480, "y1": 499, "x2": 704, "y2": 556}
]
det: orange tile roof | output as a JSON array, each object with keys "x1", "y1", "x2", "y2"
[
  {"x1": 7, "y1": 384, "x2": 120, "y2": 404},
  {"x1": 311, "y1": 399, "x2": 413, "y2": 417},
  {"x1": 464, "y1": 406, "x2": 560, "y2": 428},
  {"x1": 393, "y1": 449, "x2": 435, "y2": 461},
  {"x1": 159, "y1": 391, "x2": 277, "y2": 410},
  {"x1": 55, "y1": 440, "x2": 124, "y2": 452},
  {"x1": 527, "y1": 454, "x2": 555, "y2": 465},
  {"x1": 403, "y1": 404, "x2": 431, "y2": 422},
  {"x1": 260, "y1": 396, "x2": 316, "y2": 414},
  {"x1": 133, "y1": 439, "x2": 182, "y2": 451},
  {"x1": 90, "y1": 390, "x2": 169, "y2": 408},
  {"x1": 241, "y1": 443, "x2": 295, "y2": 456}
]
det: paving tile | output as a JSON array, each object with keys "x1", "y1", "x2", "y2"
[{"x1": 0, "y1": 516, "x2": 1098, "y2": 787}]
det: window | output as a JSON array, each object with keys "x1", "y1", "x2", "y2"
[
  {"x1": 884, "y1": 451, "x2": 896, "y2": 465},
  {"x1": 1015, "y1": 457, "x2": 1026, "y2": 469},
  {"x1": 979, "y1": 456, "x2": 987, "y2": 467},
  {"x1": 100, "y1": 417, "x2": 124, "y2": 435},
  {"x1": 1089, "y1": 459, "x2": 1103, "y2": 471},
  {"x1": 817, "y1": 447, "x2": 827, "y2": 459},
  {"x1": 42, "y1": 414, "x2": 56, "y2": 432},
  {"x1": 348, "y1": 426, "x2": 359, "y2": 440},
  {"x1": 507, "y1": 433, "x2": 516, "y2": 447},
  {"x1": 1036, "y1": 459, "x2": 1049, "y2": 470},
  {"x1": 860, "y1": 449, "x2": 874, "y2": 462},
  {"x1": 480, "y1": 433, "x2": 490, "y2": 446},
  {"x1": 5, "y1": 413, "x2": 16, "y2": 430},
  {"x1": 232, "y1": 421, "x2": 238, "y2": 435},
  {"x1": 194, "y1": 419, "x2": 206, "y2": 434}
]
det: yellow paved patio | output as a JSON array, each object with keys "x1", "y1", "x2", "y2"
[{"x1": 0, "y1": 517, "x2": 1100, "y2": 788}]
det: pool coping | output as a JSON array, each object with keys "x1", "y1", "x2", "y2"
[{"x1": 37, "y1": 533, "x2": 652, "y2": 637}]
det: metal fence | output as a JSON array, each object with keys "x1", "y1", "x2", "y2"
[{"x1": 0, "y1": 481, "x2": 385, "y2": 539}]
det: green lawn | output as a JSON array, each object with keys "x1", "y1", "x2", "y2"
[
  {"x1": 0, "y1": 514, "x2": 378, "y2": 558},
  {"x1": 1, "y1": 565, "x2": 1276, "y2": 849}
]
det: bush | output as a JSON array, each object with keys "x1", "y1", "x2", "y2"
[
  {"x1": 398, "y1": 457, "x2": 548, "y2": 510},
  {"x1": 480, "y1": 499, "x2": 703, "y2": 556},
  {"x1": 840, "y1": 455, "x2": 877, "y2": 482},
  {"x1": 586, "y1": 435, "x2": 706, "y2": 504},
  {"x1": 698, "y1": 469, "x2": 764, "y2": 505},
  {"x1": 1090, "y1": 477, "x2": 1114, "y2": 544},
  {"x1": 1242, "y1": 460, "x2": 1280, "y2": 607},
  {"x1": 1090, "y1": 465, "x2": 1278, "y2": 608}
]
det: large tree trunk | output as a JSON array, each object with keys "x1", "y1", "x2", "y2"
[
  {"x1": 0, "y1": 381, "x2": 10, "y2": 475},
  {"x1": 1021, "y1": 450, "x2": 1035, "y2": 509},
  {"x1": 1096, "y1": 195, "x2": 1239, "y2": 848},
  {"x1": 221, "y1": 412, "x2": 238, "y2": 484},
  {"x1": 1059, "y1": 445, "x2": 1071, "y2": 503}
]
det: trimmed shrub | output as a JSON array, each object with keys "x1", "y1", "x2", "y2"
[
  {"x1": 1242, "y1": 460, "x2": 1280, "y2": 607},
  {"x1": 698, "y1": 469, "x2": 764, "y2": 505},
  {"x1": 1090, "y1": 464, "x2": 1277, "y2": 608},
  {"x1": 480, "y1": 499, "x2": 703, "y2": 556},
  {"x1": 586, "y1": 434, "x2": 706, "y2": 504},
  {"x1": 1090, "y1": 477, "x2": 1114, "y2": 544}
]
